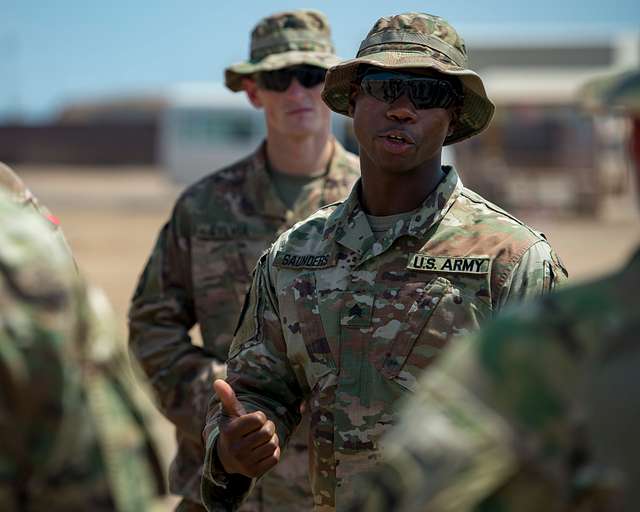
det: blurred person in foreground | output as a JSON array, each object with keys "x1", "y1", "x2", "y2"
[
  {"x1": 202, "y1": 12, "x2": 566, "y2": 511},
  {"x1": 0, "y1": 161, "x2": 72, "y2": 255},
  {"x1": 346, "y1": 69, "x2": 640, "y2": 512},
  {"x1": 128, "y1": 9, "x2": 359, "y2": 512},
  {"x1": 0, "y1": 190, "x2": 165, "y2": 511}
]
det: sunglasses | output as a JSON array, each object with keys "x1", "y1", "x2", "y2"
[
  {"x1": 359, "y1": 70, "x2": 463, "y2": 110},
  {"x1": 256, "y1": 65, "x2": 327, "y2": 92}
]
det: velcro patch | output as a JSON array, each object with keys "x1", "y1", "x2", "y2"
[
  {"x1": 274, "y1": 251, "x2": 334, "y2": 269},
  {"x1": 407, "y1": 254, "x2": 490, "y2": 274}
]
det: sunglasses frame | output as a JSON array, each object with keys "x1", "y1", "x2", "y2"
[
  {"x1": 359, "y1": 70, "x2": 463, "y2": 110},
  {"x1": 256, "y1": 65, "x2": 327, "y2": 92}
]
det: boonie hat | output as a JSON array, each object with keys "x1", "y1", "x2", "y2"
[
  {"x1": 322, "y1": 12, "x2": 495, "y2": 145},
  {"x1": 579, "y1": 68, "x2": 640, "y2": 115},
  {"x1": 225, "y1": 9, "x2": 340, "y2": 92}
]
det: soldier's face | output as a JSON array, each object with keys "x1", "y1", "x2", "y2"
[
  {"x1": 351, "y1": 84, "x2": 453, "y2": 175},
  {"x1": 243, "y1": 73, "x2": 331, "y2": 139}
]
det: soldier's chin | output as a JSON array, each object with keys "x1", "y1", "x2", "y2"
[{"x1": 286, "y1": 122, "x2": 321, "y2": 138}]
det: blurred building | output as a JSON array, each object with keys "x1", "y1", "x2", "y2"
[
  {"x1": 0, "y1": 83, "x2": 356, "y2": 184},
  {"x1": 0, "y1": 94, "x2": 162, "y2": 166},
  {"x1": 456, "y1": 30, "x2": 640, "y2": 214},
  {"x1": 1, "y1": 29, "x2": 638, "y2": 213}
]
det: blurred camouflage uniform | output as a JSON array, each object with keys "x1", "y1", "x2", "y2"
[
  {"x1": 129, "y1": 10, "x2": 359, "y2": 511},
  {"x1": 201, "y1": 12, "x2": 568, "y2": 511},
  {"x1": 0, "y1": 192, "x2": 165, "y2": 511},
  {"x1": 0, "y1": 162, "x2": 72, "y2": 255},
  {"x1": 347, "y1": 248, "x2": 640, "y2": 512}
]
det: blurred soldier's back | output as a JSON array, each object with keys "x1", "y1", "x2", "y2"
[{"x1": 0, "y1": 189, "x2": 166, "y2": 511}]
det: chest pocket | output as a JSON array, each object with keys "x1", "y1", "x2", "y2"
[
  {"x1": 280, "y1": 272, "x2": 347, "y2": 392},
  {"x1": 283, "y1": 272, "x2": 490, "y2": 393},
  {"x1": 378, "y1": 275, "x2": 490, "y2": 393},
  {"x1": 191, "y1": 235, "x2": 254, "y2": 352}
]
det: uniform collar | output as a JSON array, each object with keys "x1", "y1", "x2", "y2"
[
  {"x1": 245, "y1": 137, "x2": 351, "y2": 225},
  {"x1": 244, "y1": 141, "x2": 288, "y2": 221},
  {"x1": 324, "y1": 166, "x2": 462, "y2": 261}
]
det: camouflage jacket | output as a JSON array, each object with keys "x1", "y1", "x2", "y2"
[
  {"x1": 202, "y1": 166, "x2": 568, "y2": 511},
  {"x1": 128, "y1": 139, "x2": 359, "y2": 507},
  {"x1": 0, "y1": 193, "x2": 165, "y2": 511},
  {"x1": 0, "y1": 162, "x2": 72, "y2": 255},
  {"x1": 347, "y1": 246, "x2": 640, "y2": 512}
]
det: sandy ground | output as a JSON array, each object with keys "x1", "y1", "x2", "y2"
[{"x1": 15, "y1": 164, "x2": 640, "y2": 508}]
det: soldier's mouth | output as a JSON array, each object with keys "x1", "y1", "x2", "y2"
[
  {"x1": 288, "y1": 107, "x2": 314, "y2": 115},
  {"x1": 379, "y1": 130, "x2": 415, "y2": 145},
  {"x1": 378, "y1": 130, "x2": 415, "y2": 154}
]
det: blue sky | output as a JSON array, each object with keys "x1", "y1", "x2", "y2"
[{"x1": 2, "y1": 0, "x2": 639, "y2": 121}]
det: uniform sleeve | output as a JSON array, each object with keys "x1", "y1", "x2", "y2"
[
  {"x1": 496, "y1": 239, "x2": 568, "y2": 309},
  {"x1": 128, "y1": 204, "x2": 225, "y2": 442},
  {"x1": 201, "y1": 254, "x2": 304, "y2": 511},
  {"x1": 0, "y1": 316, "x2": 66, "y2": 509},
  {"x1": 0, "y1": 210, "x2": 76, "y2": 509}
]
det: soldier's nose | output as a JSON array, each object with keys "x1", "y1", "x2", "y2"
[
  {"x1": 386, "y1": 94, "x2": 417, "y2": 123},
  {"x1": 285, "y1": 79, "x2": 306, "y2": 98}
]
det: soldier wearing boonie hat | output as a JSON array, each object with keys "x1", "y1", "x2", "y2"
[
  {"x1": 321, "y1": 12, "x2": 494, "y2": 145},
  {"x1": 129, "y1": 9, "x2": 359, "y2": 512},
  {"x1": 202, "y1": 12, "x2": 566, "y2": 511},
  {"x1": 224, "y1": 9, "x2": 341, "y2": 92},
  {"x1": 346, "y1": 68, "x2": 640, "y2": 512}
]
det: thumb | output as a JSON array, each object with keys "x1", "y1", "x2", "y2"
[{"x1": 214, "y1": 379, "x2": 247, "y2": 418}]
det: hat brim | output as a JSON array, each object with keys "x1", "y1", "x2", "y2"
[
  {"x1": 321, "y1": 51, "x2": 495, "y2": 145},
  {"x1": 225, "y1": 51, "x2": 341, "y2": 92}
]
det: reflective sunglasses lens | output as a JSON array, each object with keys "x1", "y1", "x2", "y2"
[
  {"x1": 258, "y1": 66, "x2": 327, "y2": 91},
  {"x1": 295, "y1": 66, "x2": 327, "y2": 88},
  {"x1": 361, "y1": 77, "x2": 405, "y2": 103},
  {"x1": 360, "y1": 71, "x2": 461, "y2": 109},
  {"x1": 408, "y1": 79, "x2": 460, "y2": 109},
  {"x1": 257, "y1": 69, "x2": 293, "y2": 92}
]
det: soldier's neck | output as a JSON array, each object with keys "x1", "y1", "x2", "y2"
[
  {"x1": 360, "y1": 157, "x2": 445, "y2": 216},
  {"x1": 265, "y1": 129, "x2": 333, "y2": 178}
]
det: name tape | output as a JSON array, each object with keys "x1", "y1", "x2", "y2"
[
  {"x1": 407, "y1": 254, "x2": 490, "y2": 274},
  {"x1": 274, "y1": 252, "x2": 333, "y2": 269}
]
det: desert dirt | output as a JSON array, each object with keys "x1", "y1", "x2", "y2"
[{"x1": 16, "y1": 164, "x2": 640, "y2": 507}]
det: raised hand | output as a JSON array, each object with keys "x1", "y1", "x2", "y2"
[{"x1": 213, "y1": 379, "x2": 281, "y2": 478}]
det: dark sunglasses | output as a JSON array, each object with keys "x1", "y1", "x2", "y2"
[
  {"x1": 256, "y1": 65, "x2": 327, "y2": 92},
  {"x1": 359, "y1": 70, "x2": 463, "y2": 110}
]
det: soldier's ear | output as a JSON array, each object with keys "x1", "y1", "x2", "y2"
[
  {"x1": 446, "y1": 105, "x2": 462, "y2": 136},
  {"x1": 243, "y1": 78, "x2": 263, "y2": 109}
]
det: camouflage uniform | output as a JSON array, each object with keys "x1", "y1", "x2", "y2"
[
  {"x1": 0, "y1": 162, "x2": 71, "y2": 255},
  {"x1": 202, "y1": 164, "x2": 567, "y2": 510},
  {"x1": 0, "y1": 192, "x2": 165, "y2": 511},
  {"x1": 130, "y1": 138, "x2": 359, "y2": 510},
  {"x1": 347, "y1": 247, "x2": 640, "y2": 512},
  {"x1": 344, "y1": 67, "x2": 640, "y2": 512},
  {"x1": 129, "y1": 9, "x2": 357, "y2": 511},
  {"x1": 201, "y1": 12, "x2": 569, "y2": 511}
]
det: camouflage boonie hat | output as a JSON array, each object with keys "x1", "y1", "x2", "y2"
[
  {"x1": 322, "y1": 12, "x2": 495, "y2": 145},
  {"x1": 579, "y1": 68, "x2": 640, "y2": 114},
  {"x1": 225, "y1": 9, "x2": 340, "y2": 92}
]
